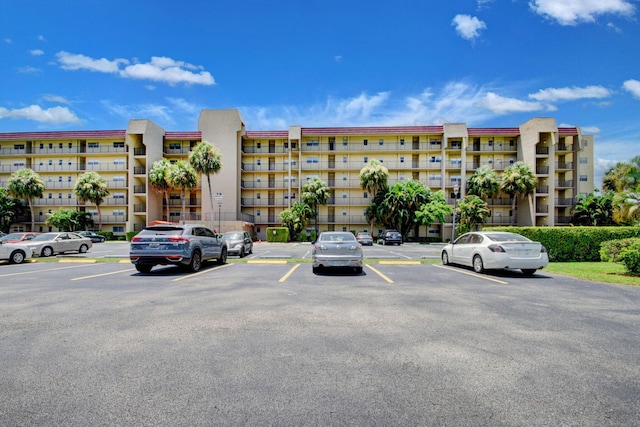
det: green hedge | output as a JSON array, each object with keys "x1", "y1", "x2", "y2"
[
  {"x1": 489, "y1": 226, "x2": 640, "y2": 262},
  {"x1": 266, "y1": 227, "x2": 290, "y2": 242}
]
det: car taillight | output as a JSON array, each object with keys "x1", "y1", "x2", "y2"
[
  {"x1": 488, "y1": 244, "x2": 505, "y2": 252},
  {"x1": 541, "y1": 246, "x2": 547, "y2": 253},
  {"x1": 168, "y1": 237, "x2": 189, "y2": 243},
  {"x1": 131, "y1": 236, "x2": 141, "y2": 242}
]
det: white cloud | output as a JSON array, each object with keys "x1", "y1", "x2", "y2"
[
  {"x1": 452, "y1": 14, "x2": 487, "y2": 41},
  {"x1": 56, "y1": 52, "x2": 215, "y2": 86},
  {"x1": 56, "y1": 51, "x2": 126, "y2": 73},
  {"x1": 4, "y1": 38, "x2": 12, "y2": 44},
  {"x1": 529, "y1": 85, "x2": 612, "y2": 102},
  {"x1": 475, "y1": 92, "x2": 550, "y2": 114},
  {"x1": 120, "y1": 56, "x2": 214, "y2": 86},
  {"x1": 167, "y1": 98, "x2": 199, "y2": 114},
  {"x1": 580, "y1": 126, "x2": 601, "y2": 134},
  {"x1": 622, "y1": 79, "x2": 640, "y2": 98},
  {"x1": 30, "y1": 49, "x2": 44, "y2": 56},
  {"x1": 101, "y1": 100, "x2": 175, "y2": 126},
  {"x1": 529, "y1": 0, "x2": 635, "y2": 25},
  {"x1": 0, "y1": 105, "x2": 81, "y2": 124},
  {"x1": 18, "y1": 66, "x2": 41, "y2": 73},
  {"x1": 43, "y1": 94, "x2": 71, "y2": 104}
]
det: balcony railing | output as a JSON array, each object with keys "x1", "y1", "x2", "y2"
[
  {"x1": 467, "y1": 144, "x2": 517, "y2": 152},
  {"x1": 536, "y1": 165, "x2": 549, "y2": 174},
  {"x1": 536, "y1": 146, "x2": 549, "y2": 155},
  {"x1": 556, "y1": 180, "x2": 574, "y2": 188},
  {"x1": 556, "y1": 162, "x2": 574, "y2": 170},
  {"x1": 555, "y1": 197, "x2": 575, "y2": 206}
]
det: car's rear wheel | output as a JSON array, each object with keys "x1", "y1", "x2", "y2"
[
  {"x1": 442, "y1": 251, "x2": 450, "y2": 265},
  {"x1": 188, "y1": 250, "x2": 202, "y2": 272},
  {"x1": 521, "y1": 269, "x2": 536, "y2": 276},
  {"x1": 10, "y1": 250, "x2": 26, "y2": 264},
  {"x1": 473, "y1": 255, "x2": 484, "y2": 273},
  {"x1": 79, "y1": 244, "x2": 89, "y2": 254},
  {"x1": 216, "y1": 248, "x2": 227, "y2": 265},
  {"x1": 135, "y1": 264, "x2": 153, "y2": 274},
  {"x1": 312, "y1": 266, "x2": 318, "y2": 274},
  {"x1": 41, "y1": 246, "x2": 54, "y2": 257}
]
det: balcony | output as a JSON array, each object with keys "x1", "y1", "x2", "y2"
[
  {"x1": 536, "y1": 146, "x2": 549, "y2": 155},
  {"x1": 536, "y1": 185, "x2": 549, "y2": 194},
  {"x1": 555, "y1": 216, "x2": 572, "y2": 225},
  {"x1": 556, "y1": 144, "x2": 573, "y2": 152},
  {"x1": 487, "y1": 198, "x2": 513, "y2": 206},
  {"x1": 536, "y1": 205, "x2": 549, "y2": 214},
  {"x1": 536, "y1": 165, "x2": 549, "y2": 175},
  {"x1": 556, "y1": 162, "x2": 574, "y2": 170},
  {"x1": 556, "y1": 180, "x2": 574, "y2": 188},
  {"x1": 133, "y1": 166, "x2": 146, "y2": 175},
  {"x1": 555, "y1": 197, "x2": 575, "y2": 206},
  {"x1": 133, "y1": 148, "x2": 146, "y2": 156},
  {"x1": 467, "y1": 143, "x2": 517, "y2": 152}
]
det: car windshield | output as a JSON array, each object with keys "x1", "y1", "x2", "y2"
[
  {"x1": 31, "y1": 233, "x2": 58, "y2": 241},
  {"x1": 0, "y1": 233, "x2": 26, "y2": 241},
  {"x1": 484, "y1": 233, "x2": 530, "y2": 242},
  {"x1": 319, "y1": 233, "x2": 356, "y2": 242},
  {"x1": 223, "y1": 233, "x2": 243, "y2": 240},
  {"x1": 139, "y1": 227, "x2": 184, "y2": 236}
]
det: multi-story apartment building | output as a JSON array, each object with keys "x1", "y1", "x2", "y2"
[{"x1": 0, "y1": 109, "x2": 594, "y2": 241}]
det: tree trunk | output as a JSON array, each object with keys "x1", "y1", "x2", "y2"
[
  {"x1": 207, "y1": 175, "x2": 215, "y2": 231},
  {"x1": 28, "y1": 198, "x2": 35, "y2": 231},
  {"x1": 97, "y1": 203, "x2": 102, "y2": 230},
  {"x1": 181, "y1": 189, "x2": 186, "y2": 224},
  {"x1": 511, "y1": 197, "x2": 517, "y2": 226}
]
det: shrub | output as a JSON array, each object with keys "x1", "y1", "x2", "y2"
[
  {"x1": 600, "y1": 238, "x2": 640, "y2": 262},
  {"x1": 266, "y1": 227, "x2": 289, "y2": 242},
  {"x1": 620, "y1": 243, "x2": 640, "y2": 275},
  {"x1": 97, "y1": 231, "x2": 113, "y2": 241},
  {"x1": 296, "y1": 231, "x2": 308, "y2": 242},
  {"x1": 488, "y1": 226, "x2": 640, "y2": 262},
  {"x1": 125, "y1": 231, "x2": 139, "y2": 241}
]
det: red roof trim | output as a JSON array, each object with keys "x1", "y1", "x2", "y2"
[
  {"x1": 302, "y1": 126, "x2": 444, "y2": 136},
  {"x1": 0, "y1": 130, "x2": 126, "y2": 141},
  {"x1": 558, "y1": 127, "x2": 578, "y2": 135},
  {"x1": 165, "y1": 131, "x2": 202, "y2": 139},
  {"x1": 245, "y1": 131, "x2": 289, "y2": 138},
  {"x1": 467, "y1": 128, "x2": 520, "y2": 136}
]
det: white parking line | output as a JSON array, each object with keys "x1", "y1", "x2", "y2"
[
  {"x1": 390, "y1": 251, "x2": 411, "y2": 259},
  {"x1": 0, "y1": 263, "x2": 97, "y2": 278},
  {"x1": 432, "y1": 264, "x2": 509, "y2": 285},
  {"x1": 172, "y1": 263, "x2": 233, "y2": 281}
]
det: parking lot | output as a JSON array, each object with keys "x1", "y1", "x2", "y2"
[{"x1": 1, "y1": 242, "x2": 639, "y2": 425}]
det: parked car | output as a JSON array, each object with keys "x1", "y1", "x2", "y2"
[
  {"x1": 221, "y1": 231, "x2": 253, "y2": 257},
  {"x1": 378, "y1": 229, "x2": 402, "y2": 245},
  {"x1": 78, "y1": 231, "x2": 106, "y2": 243},
  {"x1": 0, "y1": 232, "x2": 40, "y2": 243},
  {"x1": 356, "y1": 232, "x2": 374, "y2": 246},
  {"x1": 0, "y1": 240, "x2": 32, "y2": 264},
  {"x1": 22, "y1": 232, "x2": 92, "y2": 257},
  {"x1": 130, "y1": 224, "x2": 227, "y2": 273},
  {"x1": 441, "y1": 231, "x2": 549, "y2": 276},
  {"x1": 312, "y1": 231, "x2": 363, "y2": 274}
]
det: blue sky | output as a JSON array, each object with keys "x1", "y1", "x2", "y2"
[{"x1": 1, "y1": 0, "x2": 639, "y2": 186}]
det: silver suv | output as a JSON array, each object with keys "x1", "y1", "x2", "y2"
[{"x1": 130, "y1": 224, "x2": 227, "y2": 273}]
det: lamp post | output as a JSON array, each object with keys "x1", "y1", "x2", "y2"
[
  {"x1": 214, "y1": 193, "x2": 225, "y2": 234},
  {"x1": 451, "y1": 183, "x2": 459, "y2": 242}
]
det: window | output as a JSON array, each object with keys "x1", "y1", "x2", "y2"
[
  {"x1": 48, "y1": 193, "x2": 52, "y2": 199},
  {"x1": 430, "y1": 139, "x2": 441, "y2": 145},
  {"x1": 68, "y1": 176, "x2": 72, "y2": 182},
  {"x1": 364, "y1": 156, "x2": 368, "y2": 163},
  {"x1": 451, "y1": 158, "x2": 462, "y2": 165},
  {"x1": 114, "y1": 210, "x2": 125, "y2": 216},
  {"x1": 69, "y1": 142, "x2": 73, "y2": 149},
  {"x1": 364, "y1": 192, "x2": 368, "y2": 198},
  {"x1": 13, "y1": 161, "x2": 25, "y2": 167},
  {"x1": 580, "y1": 175, "x2": 588, "y2": 182},
  {"x1": 88, "y1": 142, "x2": 99, "y2": 148},
  {"x1": 429, "y1": 174, "x2": 442, "y2": 181},
  {"x1": 306, "y1": 140, "x2": 319, "y2": 147},
  {"x1": 88, "y1": 160, "x2": 100, "y2": 166},
  {"x1": 342, "y1": 192, "x2": 347, "y2": 198},
  {"x1": 113, "y1": 193, "x2": 125, "y2": 199},
  {"x1": 256, "y1": 193, "x2": 261, "y2": 199},
  {"x1": 579, "y1": 157, "x2": 588, "y2": 164},
  {"x1": 430, "y1": 156, "x2": 441, "y2": 163},
  {"x1": 342, "y1": 210, "x2": 347, "y2": 216},
  {"x1": 582, "y1": 139, "x2": 589, "y2": 146},
  {"x1": 58, "y1": 159, "x2": 63, "y2": 165},
  {"x1": 306, "y1": 157, "x2": 319, "y2": 163},
  {"x1": 379, "y1": 139, "x2": 384, "y2": 145},
  {"x1": 343, "y1": 138, "x2": 348, "y2": 146},
  {"x1": 59, "y1": 143, "x2": 63, "y2": 149},
  {"x1": 400, "y1": 138, "x2": 405, "y2": 145},
  {"x1": 113, "y1": 226, "x2": 124, "y2": 233},
  {"x1": 48, "y1": 160, "x2": 53, "y2": 166},
  {"x1": 113, "y1": 159, "x2": 125, "y2": 165},
  {"x1": 169, "y1": 143, "x2": 181, "y2": 150},
  {"x1": 400, "y1": 156, "x2": 405, "y2": 163},
  {"x1": 343, "y1": 175, "x2": 347, "y2": 181},
  {"x1": 113, "y1": 141, "x2": 125, "y2": 148},
  {"x1": 13, "y1": 144, "x2": 25, "y2": 150},
  {"x1": 256, "y1": 142, "x2": 261, "y2": 149},
  {"x1": 363, "y1": 139, "x2": 368, "y2": 146},
  {"x1": 400, "y1": 175, "x2": 405, "y2": 181},
  {"x1": 58, "y1": 176, "x2": 62, "y2": 182},
  {"x1": 257, "y1": 159, "x2": 261, "y2": 166},
  {"x1": 256, "y1": 209, "x2": 261, "y2": 216},
  {"x1": 58, "y1": 193, "x2": 62, "y2": 199},
  {"x1": 509, "y1": 158, "x2": 515, "y2": 165},
  {"x1": 49, "y1": 143, "x2": 53, "y2": 149},
  {"x1": 113, "y1": 176, "x2": 125, "y2": 182},
  {"x1": 343, "y1": 156, "x2": 347, "y2": 163}
]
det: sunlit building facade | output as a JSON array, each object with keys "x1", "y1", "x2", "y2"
[{"x1": 0, "y1": 109, "x2": 594, "y2": 241}]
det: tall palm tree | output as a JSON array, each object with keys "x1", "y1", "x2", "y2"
[
  {"x1": 166, "y1": 160, "x2": 199, "y2": 224},
  {"x1": 613, "y1": 185, "x2": 640, "y2": 225},
  {"x1": 74, "y1": 171, "x2": 110, "y2": 230},
  {"x1": 8, "y1": 168, "x2": 45, "y2": 231},
  {"x1": 189, "y1": 141, "x2": 222, "y2": 230},
  {"x1": 302, "y1": 177, "x2": 330, "y2": 236},
  {"x1": 148, "y1": 159, "x2": 173, "y2": 220},
  {"x1": 602, "y1": 156, "x2": 640, "y2": 193},
  {"x1": 500, "y1": 162, "x2": 538, "y2": 225},
  {"x1": 359, "y1": 159, "x2": 389, "y2": 232},
  {"x1": 466, "y1": 165, "x2": 501, "y2": 200}
]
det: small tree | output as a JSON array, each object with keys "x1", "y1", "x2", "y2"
[
  {"x1": 8, "y1": 168, "x2": 45, "y2": 231},
  {"x1": 414, "y1": 190, "x2": 453, "y2": 231},
  {"x1": 467, "y1": 165, "x2": 501, "y2": 200},
  {"x1": 500, "y1": 162, "x2": 537, "y2": 225},
  {"x1": 302, "y1": 177, "x2": 330, "y2": 235},
  {"x1": 456, "y1": 195, "x2": 491, "y2": 232},
  {"x1": 46, "y1": 209, "x2": 94, "y2": 231},
  {"x1": 279, "y1": 201, "x2": 313, "y2": 240},
  {"x1": 189, "y1": 141, "x2": 222, "y2": 230},
  {"x1": 0, "y1": 187, "x2": 25, "y2": 234},
  {"x1": 166, "y1": 160, "x2": 199, "y2": 224},
  {"x1": 149, "y1": 159, "x2": 173, "y2": 220},
  {"x1": 74, "y1": 171, "x2": 109, "y2": 230}
]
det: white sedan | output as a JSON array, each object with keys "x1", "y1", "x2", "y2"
[
  {"x1": 441, "y1": 231, "x2": 548, "y2": 276},
  {"x1": 22, "y1": 232, "x2": 92, "y2": 257},
  {"x1": 0, "y1": 241, "x2": 32, "y2": 264}
]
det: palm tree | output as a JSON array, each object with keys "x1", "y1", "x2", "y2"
[
  {"x1": 500, "y1": 162, "x2": 538, "y2": 225},
  {"x1": 302, "y1": 177, "x2": 330, "y2": 236},
  {"x1": 359, "y1": 159, "x2": 389, "y2": 232},
  {"x1": 466, "y1": 165, "x2": 501, "y2": 200},
  {"x1": 279, "y1": 201, "x2": 314, "y2": 240},
  {"x1": 8, "y1": 168, "x2": 45, "y2": 231},
  {"x1": 571, "y1": 192, "x2": 614, "y2": 226},
  {"x1": 148, "y1": 159, "x2": 173, "y2": 220},
  {"x1": 456, "y1": 195, "x2": 491, "y2": 232},
  {"x1": 613, "y1": 185, "x2": 640, "y2": 225},
  {"x1": 189, "y1": 141, "x2": 222, "y2": 230},
  {"x1": 166, "y1": 160, "x2": 199, "y2": 224},
  {"x1": 603, "y1": 156, "x2": 640, "y2": 193},
  {"x1": 378, "y1": 180, "x2": 431, "y2": 237},
  {"x1": 74, "y1": 171, "x2": 110, "y2": 230},
  {"x1": 0, "y1": 187, "x2": 25, "y2": 233}
]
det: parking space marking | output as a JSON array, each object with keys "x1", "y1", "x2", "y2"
[
  {"x1": 71, "y1": 268, "x2": 136, "y2": 281},
  {"x1": 279, "y1": 263, "x2": 301, "y2": 283},
  {"x1": 366, "y1": 264, "x2": 394, "y2": 284},
  {"x1": 0, "y1": 263, "x2": 97, "y2": 278},
  {"x1": 389, "y1": 251, "x2": 412, "y2": 259},
  {"x1": 247, "y1": 260, "x2": 287, "y2": 264},
  {"x1": 172, "y1": 263, "x2": 233, "y2": 282},
  {"x1": 379, "y1": 260, "x2": 421, "y2": 265},
  {"x1": 432, "y1": 264, "x2": 509, "y2": 285}
]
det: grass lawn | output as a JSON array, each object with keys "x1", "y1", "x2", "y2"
[{"x1": 545, "y1": 262, "x2": 640, "y2": 286}]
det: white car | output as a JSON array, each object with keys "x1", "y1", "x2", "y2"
[
  {"x1": 23, "y1": 232, "x2": 92, "y2": 257},
  {"x1": 441, "y1": 231, "x2": 548, "y2": 276},
  {"x1": 0, "y1": 241, "x2": 32, "y2": 264}
]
